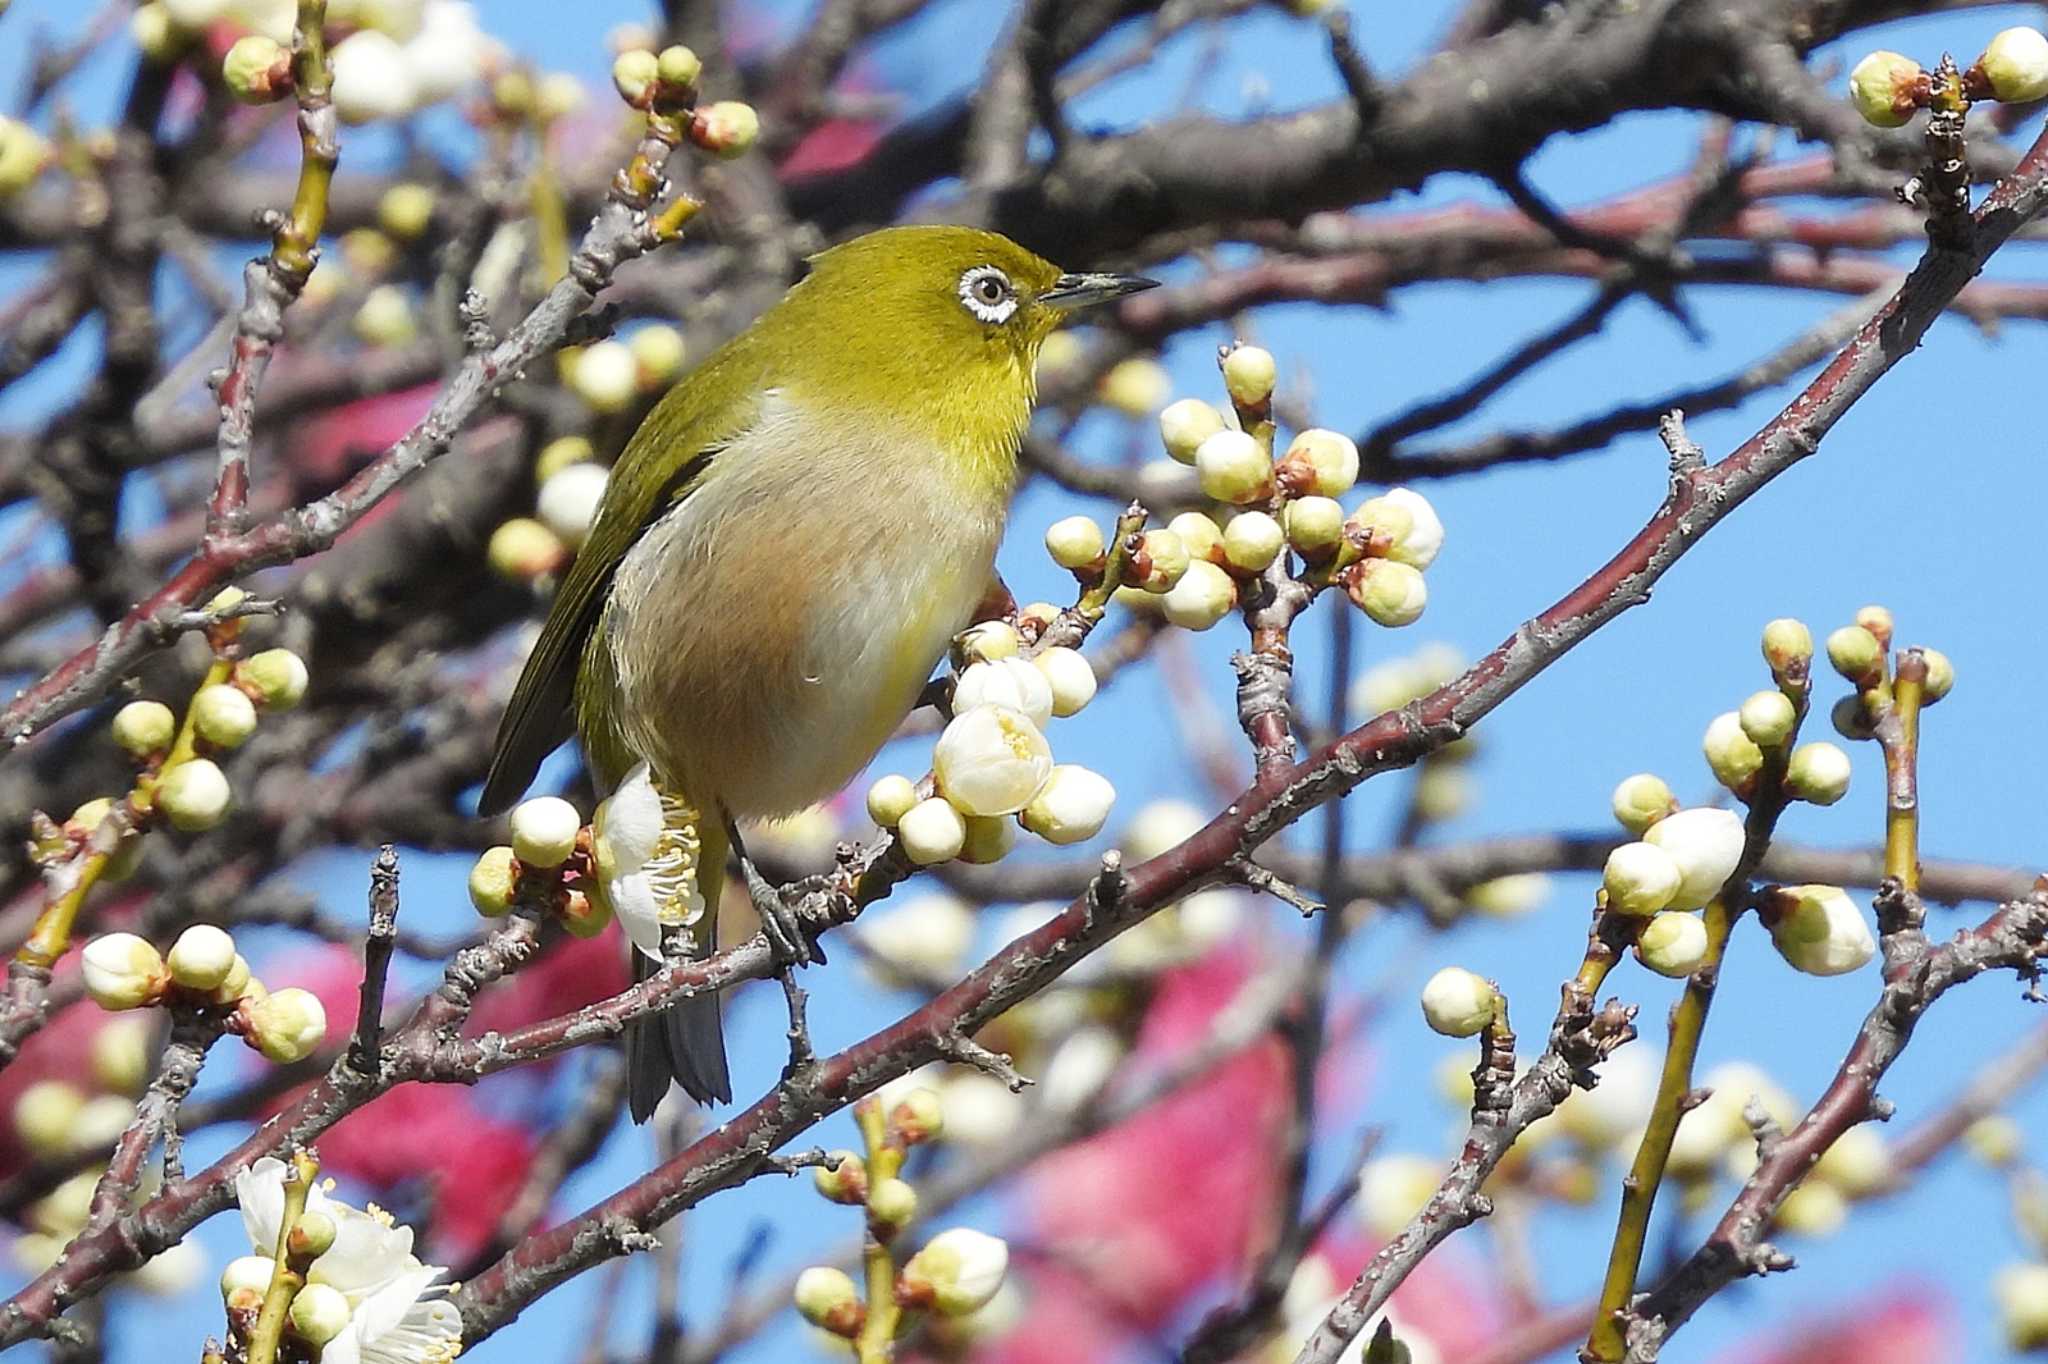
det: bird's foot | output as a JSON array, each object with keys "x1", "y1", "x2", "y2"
[{"x1": 736, "y1": 848, "x2": 820, "y2": 968}]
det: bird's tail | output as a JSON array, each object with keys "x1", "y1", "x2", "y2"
[{"x1": 626, "y1": 820, "x2": 732, "y2": 1120}]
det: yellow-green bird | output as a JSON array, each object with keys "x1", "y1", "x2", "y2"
[{"x1": 480, "y1": 225, "x2": 1154, "y2": 1120}]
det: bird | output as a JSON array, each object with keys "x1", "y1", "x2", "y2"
[{"x1": 479, "y1": 224, "x2": 1156, "y2": 1121}]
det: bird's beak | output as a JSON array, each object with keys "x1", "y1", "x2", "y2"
[{"x1": 1039, "y1": 271, "x2": 1160, "y2": 311}]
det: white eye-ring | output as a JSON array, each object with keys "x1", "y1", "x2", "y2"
[{"x1": 958, "y1": 265, "x2": 1018, "y2": 324}]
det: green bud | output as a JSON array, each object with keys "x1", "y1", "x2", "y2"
[
  {"x1": 868, "y1": 1176, "x2": 918, "y2": 1227},
  {"x1": 158, "y1": 759, "x2": 231, "y2": 832},
  {"x1": 1848, "y1": 50, "x2": 1925, "y2": 127},
  {"x1": 793, "y1": 1265, "x2": 862, "y2": 1336},
  {"x1": 468, "y1": 845, "x2": 519, "y2": 917},
  {"x1": 288, "y1": 1209, "x2": 338, "y2": 1260},
  {"x1": 1761, "y1": 617, "x2": 1813, "y2": 676},
  {"x1": 1737, "y1": 689, "x2": 1796, "y2": 749},
  {"x1": 111, "y1": 700, "x2": 176, "y2": 758},
  {"x1": 286, "y1": 1280, "x2": 351, "y2": 1346},
  {"x1": 1634, "y1": 910, "x2": 1709, "y2": 977},
  {"x1": 236, "y1": 649, "x2": 309, "y2": 709},
  {"x1": 1919, "y1": 647, "x2": 1954, "y2": 703},
  {"x1": 813, "y1": 1150, "x2": 868, "y2": 1204},
  {"x1": 1222, "y1": 510, "x2": 1284, "y2": 573},
  {"x1": 191, "y1": 684, "x2": 258, "y2": 749},
  {"x1": 1785, "y1": 741, "x2": 1852, "y2": 805},
  {"x1": 865, "y1": 775, "x2": 920, "y2": 829},
  {"x1": 1826, "y1": 625, "x2": 1883, "y2": 685},
  {"x1": 1221, "y1": 344, "x2": 1276, "y2": 407},
  {"x1": 611, "y1": 47, "x2": 659, "y2": 104},
  {"x1": 1610, "y1": 772, "x2": 1676, "y2": 835},
  {"x1": 222, "y1": 34, "x2": 288, "y2": 104},
  {"x1": 656, "y1": 44, "x2": 701, "y2": 88}
]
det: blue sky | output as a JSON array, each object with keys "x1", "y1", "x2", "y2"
[{"x1": 3, "y1": 1, "x2": 2047, "y2": 1361}]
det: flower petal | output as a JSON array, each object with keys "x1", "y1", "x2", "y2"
[
  {"x1": 610, "y1": 870, "x2": 666, "y2": 959},
  {"x1": 236, "y1": 1157, "x2": 288, "y2": 1253}
]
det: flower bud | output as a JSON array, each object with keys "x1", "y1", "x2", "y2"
[
  {"x1": 570, "y1": 340, "x2": 638, "y2": 413},
  {"x1": 488, "y1": 517, "x2": 566, "y2": 581},
  {"x1": 958, "y1": 814, "x2": 1016, "y2": 865},
  {"x1": 611, "y1": 47, "x2": 659, "y2": 103},
  {"x1": 691, "y1": 101, "x2": 759, "y2": 158},
  {"x1": 1350, "y1": 488, "x2": 1443, "y2": 570},
  {"x1": 898, "y1": 796, "x2": 967, "y2": 864},
  {"x1": 1276, "y1": 428, "x2": 1359, "y2": 498},
  {"x1": 1098, "y1": 357, "x2": 1169, "y2": 417},
  {"x1": 287, "y1": 1281, "x2": 352, "y2": 1347},
  {"x1": 1738, "y1": 690, "x2": 1796, "y2": 749},
  {"x1": 220, "y1": 1254, "x2": 275, "y2": 1304},
  {"x1": 1996, "y1": 1262, "x2": 2048, "y2": 1351},
  {"x1": 1162, "y1": 512, "x2": 1220, "y2": 566},
  {"x1": 629, "y1": 325, "x2": 686, "y2": 387},
  {"x1": 898, "y1": 1228, "x2": 1009, "y2": 1317},
  {"x1": 222, "y1": 34, "x2": 289, "y2": 103},
  {"x1": 1702, "y1": 711, "x2": 1764, "y2": 794},
  {"x1": 376, "y1": 182, "x2": 435, "y2": 240},
  {"x1": 869, "y1": 1176, "x2": 918, "y2": 1227},
  {"x1": 468, "y1": 845, "x2": 518, "y2": 917},
  {"x1": 1848, "y1": 50, "x2": 1926, "y2": 127},
  {"x1": 509, "y1": 795, "x2": 581, "y2": 869},
  {"x1": 1854, "y1": 604, "x2": 1893, "y2": 647},
  {"x1": 793, "y1": 1265, "x2": 862, "y2": 1336},
  {"x1": 1413, "y1": 764, "x2": 1471, "y2": 822},
  {"x1": 657, "y1": 44, "x2": 702, "y2": 88},
  {"x1": 91, "y1": 1017, "x2": 152, "y2": 1095},
  {"x1": 1825, "y1": 625, "x2": 1883, "y2": 685},
  {"x1": 1222, "y1": 510, "x2": 1284, "y2": 573},
  {"x1": 1766, "y1": 885, "x2": 1875, "y2": 976},
  {"x1": 192, "y1": 684, "x2": 258, "y2": 750},
  {"x1": 1785, "y1": 742, "x2": 1851, "y2": 805},
  {"x1": 1419, "y1": 966, "x2": 1497, "y2": 1037},
  {"x1": 933, "y1": 705, "x2": 1053, "y2": 817},
  {"x1": 288, "y1": 1209, "x2": 337, "y2": 1260},
  {"x1": 1919, "y1": 647, "x2": 1954, "y2": 703},
  {"x1": 1465, "y1": 872, "x2": 1549, "y2": 918},
  {"x1": 166, "y1": 924, "x2": 237, "y2": 992},
  {"x1": 1830, "y1": 693, "x2": 1877, "y2": 741},
  {"x1": 1019, "y1": 764, "x2": 1116, "y2": 845},
  {"x1": 244, "y1": 986, "x2": 328, "y2": 1063},
  {"x1": 954, "y1": 659, "x2": 1053, "y2": 730},
  {"x1": 1221, "y1": 344, "x2": 1276, "y2": 407},
  {"x1": 1194, "y1": 429, "x2": 1273, "y2": 505},
  {"x1": 1811, "y1": 1126, "x2": 1890, "y2": 1199},
  {"x1": 1634, "y1": 911, "x2": 1708, "y2": 977},
  {"x1": 1158, "y1": 397, "x2": 1225, "y2": 463},
  {"x1": 1979, "y1": 27, "x2": 2048, "y2": 103},
  {"x1": 158, "y1": 759, "x2": 230, "y2": 832},
  {"x1": 1642, "y1": 806, "x2": 1745, "y2": 910},
  {"x1": 1132, "y1": 527, "x2": 1190, "y2": 593},
  {"x1": 956, "y1": 620, "x2": 1022, "y2": 663},
  {"x1": 1347, "y1": 559, "x2": 1428, "y2": 628},
  {"x1": 1357, "y1": 1154, "x2": 1438, "y2": 1239},
  {"x1": 1610, "y1": 772, "x2": 1675, "y2": 835},
  {"x1": 535, "y1": 73, "x2": 587, "y2": 123},
  {"x1": 1965, "y1": 1115, "x2": 2021, "y2": 1167},
  {"x1": 352, "y1": 284, "x2": 415, "y2": 347},
  {"x1": 69, "y1": 1093, "x2": 134, "y2": 1152},
  {"x1": 1283, "y1": 495, "x2": 1345, "y2": 557},
  {"x1": 331, "y1": 30, "x2": 417, "y2": 124},
  {"x1": 0, "y1": 117, "x2": 47, "y2": 200},
  {"x1": 866, "y1": 775, "x2": 919, "y2": 829},
  {"x1": 111, "y1": 700, "x2": 176, "y2": 758},
  {"x1": 1043, "y1": 515, "x2": 1104, "y2": 570},
  {"x1": 1759, "y1": 617, "x2": 1813, "y2": 676},
  {"x1": 814, "y1": 1150, "x2": 868, "y2": 1204},
  {"x1": 15, "y1": 1081, "x2": 85, "y2": 1159},
  {"x1": 82, "y1": 934, "x2": 167, "y2": 1011},
  {"x1": 1160, "y1": 560, "x2": 1238, "y2": 631},
  {"x1": 1602, "y1": 841, "x2": 1682, "y2": 915},
  {"x1": 1032, "y1": 647, "x2": 1096, "y2": 717},
  {"x1": 892, "y1": 1087, "x2": 945, "y2": 1144},
  {"x1": 1773, "y1": 1181, "x2": 1847, "y2": 1237},
  {"x1": 236, "y1": 649, "x2": 308, "y2": 709}
]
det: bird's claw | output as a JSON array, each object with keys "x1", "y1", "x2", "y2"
[{"x1": 737, "y1": 851, "x2": 819, "y2": 968}]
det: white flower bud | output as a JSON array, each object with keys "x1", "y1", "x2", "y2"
[
  {"x1": 1159, "y1": 397, "x2": 1225, "y2": 463},
  {"x1": 869, "y1": 1176, "x2": 919, "y2": 1226},
  {"x1": 1222, "y1": 510, "x2": 1284, "y2": 573},
  {"x1": 222, "y1": 34, "x2": 289, "y2": 103},
  {"x1": 611, "y1": 47, "x2": 659, "y2": 103},
  {"x1": 1767, "y1": 885, "x2": 1875, "y2": 976},
  {"x1": 1761, "y1": 618, "x2": 1813, "y2": 677},
  {"x1": 1019, "y1": 764, "x2": 1115, "y2": 845},
  {"x1": 1194, "y1": 429, "x2": 1273, "y2": 505},
  {"x1": 1040, "y1": 1027, "x2": 1123, "y2": 1114},
  {"x1": 1825, "y1": 625, "x2": 1883, "y2": 685},
  {"x1": 1160, "y1": 560, "x2": 1238, "y2": 631},
  {"x1": 70, "y1": 1093, "x2": 135, "y2": 1151},
  {"x1": 569, "y1": 340, "x2": 639, "y2": 413},
  {"x1": 111, "y1": 700, "x2": 176, "y2": 758},
  {"x1": 91, "y1": 1016, "x2": 152, "y2": 1095},
  {"x1": 1133, "y1": 527, "x2": 1190, "y2": 593},
  {"x1": 1634, "y1": 911, "x2": 1708, "y2": 977},
  {"x1": 691, "y1": 100, "x2": 760, "y2": 158},
  {"x1": 158, "y1": 758, "x2": 231, "y2": 832},
  {"x1": 1785, "y1": 741, "x2": 1851, "y2": 805},
  {"x1": 1122, "y1": 799, "x2": 1204, "y2": 860},
  {"x1": 1350, "y1": 488, "x2": 1443, "y2": 570},
  {"x1": 1043, "y1": 515, "x2": 1105, "y2": 570},
  {"x1": 898, "y1": 796, "x2": 967, "y2": 865},
  {"x1": 1980, "y1": 27, "x2": 2048, "y2": 103},
  {"x1": 0, "y1": 118, "x2": 47, "y2": 200},
  {"x1": 1167, "y1": 511, "x2": 1224, "y2": 564},
  {"x1": 1996, "y1": 1262, "x2": 2048, "y2": 1350},
  {"x1": 938, "y1": 1073, "x2": 1023, "y2": 1146},
  {"x1": 468, "y1": 845, "x2": 517, "y2": 917},
  {"x1": 860, "y1": 894, "x2": 973, "y2": 984},
  {"x1": 1347, "y1": 559, "x2": 1428, "y2": 628},
  {"x1": 192, "y1": 684, "x2": 258, "y2": 750},
  {"x1": 82, "y1": 934, "x2": 166, "y2": 1011},
  {"x1": 865, "y1": 774, "x2": 919, "y2": 828},
  {"x1": 1702, "y1": 711, "x2": 1764, "y2": 794},
  {"x1": 236, "y1": 649, "x2": 309, "y2": 709},
  {"x1": 1356, "y1": 1155, "x2": 1439, "y2": 1239},
  {"x1": 956, "y1": 620, "x2": 1022, "y2": 663},
  {"x1": 1919, "y1": 648, "x2": 1954, "y2": 703},
  {"x1": 1849, "y1": 50, "x2": 1925, "y2": 127},
  {"x1": 14, "y1": 1081, "x2": 85, "y2": 1159},
  {"x1": 244, "y1": 986, "x2": 328, "y2": 1063},
  {"x1": 1283, "y1": 495, "x2": 1345, "y2": 557},
  {"x1": 958, "y1": 814, "x2": 1016, "y2": 865},
  {"x1": 813, "y1": 1150, "x2": 867, "y2": 1204},
  {"x1": 331, "y1": 30, "x2": 417, "y2": 123},
  {"x1": 900, "y1": 1228, "x2": 1009, "y2": 1317},
  {"x1": 1610, "y1": 772, "x2": 1675, "y2": 835},
  {"x1": 1774, "y1": 1181, "x2": 1847, "y2": 1237},
  {"x1": 932, "y1": 705, "x2": 1053, "y2": 817},
  {"x1": 954, "y1": 659, "x2": 1053, "y2": 730},
  {"x1": 1602, "y1": 841, "x2": 1682, "y2": 915},
  {"x1": 1642, "y1": 806, "x2": 1745, "y2": 910},
  {"x1": 220, "y1": 1254, "x2": 275, "y2": 1303},
  {"x1": 288, "y1": 1281, "x2": 353, "y2": 1346},
  {"x1": 1738, "y1": 689, "x2": 1796, "y2": 749},
  {"x1": 1032, "y1": 647, "x2": 1096, "y2": 717},
  {"x1": 509, "y1": 795, "x2": 581, "y2": 868},
  {"x1": 1465, "y1": 872, "x2": 1549, "y2": 918},
  {"x1": 1098, "y1": 357, "x2": 1169, "y2": 417},
  {"x1": 1276, "y1": 428, "x2": 1359, "y2": 498},
  {"x1": 629, "y1": 325, "x2": 686, "y2": 387},
  {"x1": 1811, "y1": 1126, "x2": 1890, "y2": 1198},
  {"x1": 891, "y1": 1087, "x2": 945, "y2": 1144},
  {"x1": 166, "y1": 924, "x2": 237, "y2": 992},
  {"x1": 793, "y1": 1265, "x2": 862, "y2": 1336},
  {"x1": 1418, "y1": 966, "x2": 1497, "y2": 1037},
  {"x1": 488, "y1": 517, "x2": 566, "y2": 581},
  {"x1": 1221, "y1": 344, "x2": 1276, "y2": 407},
  {"x1": 1552, "y1": 1047, "x2": 1659, "y2": 1152}
]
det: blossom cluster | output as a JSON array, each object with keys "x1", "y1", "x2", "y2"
[
  {"x1": 1851, "y1": 26, "x2": 2048, "y2": 128},
  {"x1": 81, "y1": 923, "x2": 328, "y2": 1064}
]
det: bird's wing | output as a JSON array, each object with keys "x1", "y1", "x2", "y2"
[{"x1": 479, "y1": 364, "x2": 765, "y2": 816}]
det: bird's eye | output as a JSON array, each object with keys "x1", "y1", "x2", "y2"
[{"x1": 958, "y1": 266, "x2": 1018, "y2": 324}]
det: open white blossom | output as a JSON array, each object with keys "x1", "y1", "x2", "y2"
[
  {"x1": 590, "y1": 762, "x2": 704, "y2": 959},
  {"x1": 235, "y1": 1158, "x2": 461, "y2": 1364}
]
